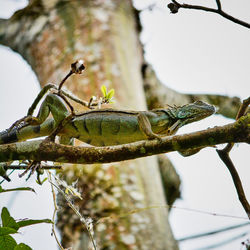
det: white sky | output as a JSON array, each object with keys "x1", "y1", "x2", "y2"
[{"x1": 0, "y1": 0, "x2": 249, "y2": 249}]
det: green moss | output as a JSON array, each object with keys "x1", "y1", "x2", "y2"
[
  {"x1": 208, "y1": 137, "x2": 215, "y2": 145},
  {"x1": 140, "y1": 147, "x2": 146, "y2": 154},
  {"x1": 172, "y1": 140, "x2": 181, "y2": 151}
]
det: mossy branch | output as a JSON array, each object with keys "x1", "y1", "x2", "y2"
[{"x1": 0, "y1": 114, "x2": 249, "y2": 164}]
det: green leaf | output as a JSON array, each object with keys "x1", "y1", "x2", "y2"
[
  {"x1": 107, "y1": 89, "x2": 115, "y2": 100},
  {"x1": 0, "y1": 187, "x2": 36, "y2": 193},
  {"x1": 14, "y1": 243, "x2": 32, "y2": 250},
  {"x1": 101, "y1": 85, "x2": 107, "y2": 97},
  {"x1": 1, "y1": 208, "x2": 19, "y2": 230},
  {"x1": 0, "y1": 235, "x2": 17, "y2": 250},
  {"x1": 36, "y1": 177, "x2": 47, "y2": 185},
  {"x1": 17, "y1": 219, "x2": 53, "y2": 228},
  {"x1": 0, "y1": 227, "x2": 17, "y2": 236}
]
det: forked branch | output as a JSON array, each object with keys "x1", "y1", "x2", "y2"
[
  {"x1": 216, "y1": 97, "x2": 250, "y2": 219},
  {"x1": 167, "y1": 0, "x2": 250, "y2": 29}
]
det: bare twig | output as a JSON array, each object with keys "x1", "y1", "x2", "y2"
[
  {"x1": 192, "y1": 231, "x2": 248, "y2": 249},
  {"x1": 216, "y1": 149, "x2": 250, "y2": 219},
  {"x1": 178, "y1": 222, "x2": 249, "y2": 241},
  {"x1": 236, "y1": 97, "x2": 250, "y2": 120},
  {"x1": 168, "y1": 0, "x2": 250, "y2": 29},
  {"x1": 49, "y1": 174, "x2": 97, "y2": 250},
  {"x1": 216, "y1": 97, "x2": 250, "y2": 219},
  {"x1": 5, "y1": 165, "x2": 62, "y2": 170},
  {"x1": 215, "y1": 0, "x2": 222, "y2": 11},
  {"x1": 47, "y1": 171, "x2": 65, "y2": 250},
  {"x1": 58, "y1": 60, "x2": 85, "y2": 91}
]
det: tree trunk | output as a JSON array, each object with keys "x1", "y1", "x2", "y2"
[{"x1": 0, "y1": 0, "x2": 178, "y2": 249}]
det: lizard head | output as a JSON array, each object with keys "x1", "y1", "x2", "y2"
[{"x1": 176, "y1": 101, "x2": 216, "y2": 125}]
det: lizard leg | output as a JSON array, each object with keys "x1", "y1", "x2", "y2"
[
  {"x1": 167, "y1": 120, "x2": 182, "y2": 135},
  {"x1": 36, "y1": 93, "x2": 70, "y2": 125},
  {"x1": 27, "y1": 83, "x2": 57, "y2": 116},
  {"x1": 59, "y1": 136, "x2": 74, "y2": 145},
  {"x1": 137, "y1": 113, "x2": 161, "y2": 140},
  {"x1": 7, "y1": 84, "x2": 58, "y2": 133}
]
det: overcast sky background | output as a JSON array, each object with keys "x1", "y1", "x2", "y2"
[{"x1": 0, "y1": 0, "x2": 249, "y2": 249}]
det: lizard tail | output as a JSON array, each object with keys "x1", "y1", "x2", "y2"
[
  {"x1": 0, "y1": 129, "x2": 18, "y2": 144},
  {"x1": 0, "y1": 119, "x2": 55, "y2": 145}
]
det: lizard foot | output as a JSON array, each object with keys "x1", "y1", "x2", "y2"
[
  {"x1": 45, "y1": 113, "x2": 74, "y2": 143},
  {"x1": 137, "y1": 113, "x2": 163, "y2": 142},
  {"x1": 19, "y1": 160, "x2": 42, "y2": 181},
  {"x1": 7, "y1": 115, "x2": 40, "y2": 133}
]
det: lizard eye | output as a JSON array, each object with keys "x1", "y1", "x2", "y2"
[{"x1": 177, "y1": 110, "x2": 187, "y2": 118}]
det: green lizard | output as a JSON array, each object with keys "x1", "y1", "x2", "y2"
[{"x1": 0, "y1": 93, "x2": 215, "y2": 147}]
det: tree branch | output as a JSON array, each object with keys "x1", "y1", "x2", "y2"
[
  {"x1": 0, "y1": 114, "x2": 249, "y2": 164},
  {"x1": 168, "y1": 0, "x2": 250, "y2": 29},
  {"x1": 0, "y1": 18, "x2": 8, "y2": 46},
  {"x1": 216, "y1": 149, "x2": 250, "y2": 219},
  {"x1": 0, "y1": 11, "x2": 48, "y2": 57},
  {"x1": 216, "y1": 97, "x2": 250, "y2": 219},
  {"x1": 215, "y1": 0, "x2": 222, "y2": 11},
  {"x1": 143, "y1": 64, "x2": 241, "y2": 119}
]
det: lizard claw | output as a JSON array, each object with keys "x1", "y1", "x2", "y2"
[
  {"x1": 19, "y1": 161, "x2": 42, "y2": 180},
  {"x1": 7, "y1": 116, "x2": 40, "y2": 134}
]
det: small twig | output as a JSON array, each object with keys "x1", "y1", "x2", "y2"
[
  {"x1": 47, "y1": 171, "x2": 65, "y2": 250},
  {"x1": 61, "y1": 89, "x2": 89, "y2": 107},
  {"x1": 168, "y1": 0, "x2": 250, "y2": 29},
  {"x1": 236, "y1": 97, "x2": 250, "y2": 120},
  {"x1": 178, "y1": 222, "x2": 249, "y2": 241},
  {"x1": 58, "y1": 60, "x2": 85, "y2": 91},
  {"x1": 192, "y1": 231, "x2": 248, "y2": 249},
  {"x1": 56, "y1": 93, "x2": 75, "y2": 114},
  {"x1": 215, "y1": 0, "x2": 222, "y2": 11},
  {"x1": 48, "y1": 176, "x2": 97, "y2": 250},
  {"x1": 216, "y1": 150, "x2": 250, "y2": 219},
  {"x1": 58, "y1": 71, "x2": 73, "y2": 91},
  {"x1": 216, "y1": 97, "x2": 250, "y2": 219},
  {"x1": 6, "y1": 165, "x2": 62, "y2": 170}
]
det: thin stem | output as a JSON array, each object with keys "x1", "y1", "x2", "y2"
[
  {"x1": 216, "y1": 149, "x2": 250, "y2": 219},
  {"x1": 58, "y1": 71, "x2": 73, "y2": 90},
  {"x1": 178, "y1": 222, "x2": 249, "y2": 241},
  {"x1": 215, "y1": 0, "x2": 222, "y2": 10},
  {"x1": 47, "y1": 171, "x2": 65, "y2": 250},
  {"x1": 236, "y1": 97, "x2": 250, "y2": 120},
  {"x1": 216, "y1": 97, "x2": 250, "y2": 219},
  {"x1": 49, "y1": 179, "x2": 97, "y2": 250},
  {"x1": 169, "y1": 1, "x2": 250, "y2": 29},
  {"x1": 6, "y1": 165, "x2": 62, "y2": 170}
]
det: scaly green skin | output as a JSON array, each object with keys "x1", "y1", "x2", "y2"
[{"x1": 0, "y1": 94, "x2": 215, "y2": 146}]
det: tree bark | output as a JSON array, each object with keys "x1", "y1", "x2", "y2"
[{"x1": 0, "y1": 1, "x2": 178, "y2": 249}]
